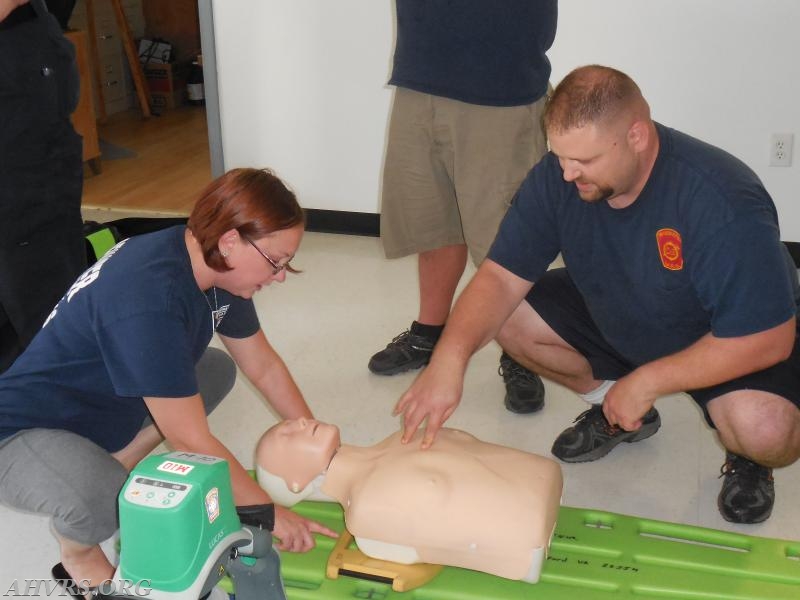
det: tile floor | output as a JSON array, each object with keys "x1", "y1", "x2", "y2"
[{"x1": 1, "y1": 229, "x2": 798, "y2": 586}]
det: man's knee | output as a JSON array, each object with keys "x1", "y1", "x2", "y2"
[
  {"x1": 496, "y1": 301, "x2": 562, "y2": 355},
  {"x1": 709, "y1": 391, "x2": 800, "y2": 465},
  {"x1": 196, "y1": 347, "x2": 237, "y2": 415}
]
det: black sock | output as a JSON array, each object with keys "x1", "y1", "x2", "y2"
[{"x1": 410, "y1": 321, "x2": 444, "y2": 341}]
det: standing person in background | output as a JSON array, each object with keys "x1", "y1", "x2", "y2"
[
  {"x1": 368, "y1": 0, "x2": 558, "y2": 416},
  {"x1": 0, "y1": 0, "x2": 87, "y2": 373}
]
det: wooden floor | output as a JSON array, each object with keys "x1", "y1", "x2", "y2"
[{"x1": 81, "y1": 104, "x2": 212, "y2": 216}]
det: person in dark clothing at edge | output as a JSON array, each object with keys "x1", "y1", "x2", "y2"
[
  {"x1": 369, "y1": 0, "x2": 558, "y2": 417},
  {"x1": 395, "y1": 65, "x2": 800, "y2": 525},
  {"x1": 0, "y1": 0, "x2": 87, "y2": 374}
]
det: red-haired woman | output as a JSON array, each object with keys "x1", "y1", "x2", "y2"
[{"x1": 0, "y1": 168, "x2": 335, "y2": 595}]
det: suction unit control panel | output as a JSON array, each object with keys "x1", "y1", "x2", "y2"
[{"x1": 124, "y1": 476, "x2": 193, "y2": 508}]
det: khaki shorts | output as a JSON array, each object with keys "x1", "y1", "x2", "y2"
[{"x1": 380, "y1": 87, "x2": 548, "y2": 265}]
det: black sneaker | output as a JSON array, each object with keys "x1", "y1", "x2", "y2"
[
  {"x1": 551, "y1": 404, "x2": 661, "y2": 463},
  {"x1": 717, "y1": 453, "x2": 774, "y2": 524},
  {"x1": 368, "y1": 323, "x2": 438, "y2": 375},
  {"x1": 498, "y1": 352, "x2": 545, "y2": 414},
  {"x1": 51, "y1": 563, "x2": 85, "y2": 600}
]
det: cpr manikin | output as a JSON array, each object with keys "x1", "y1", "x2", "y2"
[{"x1": 255, "y1": 419, "x2": 563, "y2": 583}]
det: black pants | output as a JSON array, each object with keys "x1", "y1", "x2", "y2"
[{"x1": 0, "y1": 3, "x2": 86, "y2": 372}]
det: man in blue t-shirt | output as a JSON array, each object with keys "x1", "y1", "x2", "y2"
[
  {"x1": 394, "y1": 65, "x2": 800, "y2": 525},
  {"x1": 369, "y1": 0, "x2": 558, "y2": 416}
]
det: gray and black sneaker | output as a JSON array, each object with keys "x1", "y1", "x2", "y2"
[
  {"x1": 368, "y1": 322, "x2": 439, "y2": 375},
  {"x1": 498, "y1": 352, "x2": 545, "y2": 414},
  {"x1": 551, "y1": 404, "x2": 661, "y2": 463},
  {"x1": 718, "y1": 453, "x2": 774, "y2": 524}
]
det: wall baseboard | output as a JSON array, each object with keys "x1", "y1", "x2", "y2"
[
  {"x1": 304, "y1": 209, "x2": 380, "y2": 237},
  {"x1": 784, "y1": 241, "x2": 800, "y2": 267}
]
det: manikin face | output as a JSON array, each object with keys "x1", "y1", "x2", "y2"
[
  {"x1": 548, "y1": 123, "x2": 640, "y2": 205},
  {"x1": 256, "y1": 418, "x2": 341, "y2": 493},
  {"x1": 216, "y1": 224, "x2": 304, "y2": 299}
]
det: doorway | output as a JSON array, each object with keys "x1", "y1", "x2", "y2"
[
  {"x1": 81, "y1": 105, "x2": 211, "y2": 215},
  {"x1": 73, "y1": 0, "x2": 214, "y2": 216}
]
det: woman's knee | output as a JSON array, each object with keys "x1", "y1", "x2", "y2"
[
  {"x1": 196, "y1": 347, "x2": 237, "y2": 415},
  {"x1": 52, "y1": 473, "x2": 126, "y2": 545},
  {"x1": 0, "y1": 430, "x2": 129, "y2": 545}
]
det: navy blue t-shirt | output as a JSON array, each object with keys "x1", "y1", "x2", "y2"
[
  {"x1": 389, "y1": 0, "x2": 558, "y2": 106},
  {"x1": 489, "y1": 123, "x2": 800, "y2": 365},
  {"x1": 0, "y1": 226, "x2": 259, "y2": 452}
]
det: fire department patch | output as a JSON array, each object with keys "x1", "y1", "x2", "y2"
[{"x1": 656, "y1": 228, "x2": 683, "y2": 270}]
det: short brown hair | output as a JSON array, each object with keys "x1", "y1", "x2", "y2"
[
  {"x1": 543, "y1": 65, "x2": 645, "y2": 134},
  {"x1": 187, "y1": 168, "x2": 305, "y2": 271}
]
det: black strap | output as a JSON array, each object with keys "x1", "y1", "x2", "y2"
[
  {"x1": 236, "y1": 503, "x2": 276, "y2": 532},
  {"x1": 783, "y1": 241, "x2": 800, "y2": 268},
  {"x1": 30, "y1": 0, "x2": 48, "y2": 18}
]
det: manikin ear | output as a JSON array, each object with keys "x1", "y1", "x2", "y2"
[
  {"x1": 256, "y1": 464, "x2": 314, "y2": 507},
  {"x1": 217, "y1": 229, "x2": 241, "y2": 258}
]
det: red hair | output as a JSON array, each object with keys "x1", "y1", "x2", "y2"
[{"x1": 187, "y1": 168, "x2": 304, "y2": 271}]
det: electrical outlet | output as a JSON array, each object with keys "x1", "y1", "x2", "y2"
[{"x1": 770, "y1": 133, "x2": 793, "y2": 167}]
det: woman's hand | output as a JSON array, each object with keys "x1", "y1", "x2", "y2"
[{"x1": 272, "y1": 505, "x2": 338, "y2": 552}]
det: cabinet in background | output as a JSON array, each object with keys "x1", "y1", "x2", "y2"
[{"x1": 68, "y1": 0, "x2": 144, "y2": 117}]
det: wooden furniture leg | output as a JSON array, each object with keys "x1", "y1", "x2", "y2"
[
  {"x1": 109, "y1": 0, "x2": 151, "y2": 118},
  {"x1": 84, "y1": 0, "x2": 107, "y2": 123}
]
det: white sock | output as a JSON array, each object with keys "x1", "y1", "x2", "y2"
[{"x1": 579, "y1": 380, "x2": 615, "y2": 405}]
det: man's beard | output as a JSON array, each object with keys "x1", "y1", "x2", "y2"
[{"x1": 576, "y1": 183, "x2": 614, "y2": 203}]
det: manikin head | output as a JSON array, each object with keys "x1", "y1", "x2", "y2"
[{"x1": 256, "y1": 418, "x2": 340, "y2": 506}]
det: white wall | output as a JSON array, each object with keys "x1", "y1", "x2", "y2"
[
  {"x1": 212, "y1": 0, "x2": 800, "y2": 239},
  {"x1": 211, "y1": 0, "x2": 394, "y2": 214}
]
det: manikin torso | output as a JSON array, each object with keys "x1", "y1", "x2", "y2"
[{"x1": 259, "y1": 427, "x2": 563, "y2": 582}]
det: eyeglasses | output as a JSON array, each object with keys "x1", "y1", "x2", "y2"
[{"x1": 244, "y1": 236, "x2": 293, "y2": 275}]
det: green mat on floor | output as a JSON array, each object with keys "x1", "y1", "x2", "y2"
[{"x1": 272, "y1": 501, "x2": 800, "y2": 600}]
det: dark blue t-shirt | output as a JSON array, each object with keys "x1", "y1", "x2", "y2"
[
  {"x1": 489, "y1": 123, "x2": 800, "y2": 365},
  {"x1": 389, "y1": 0, "x2": 558, "y2": 106},
  {"x1": 0, "y1": 226, "x2": 259, "y2": 452}
]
